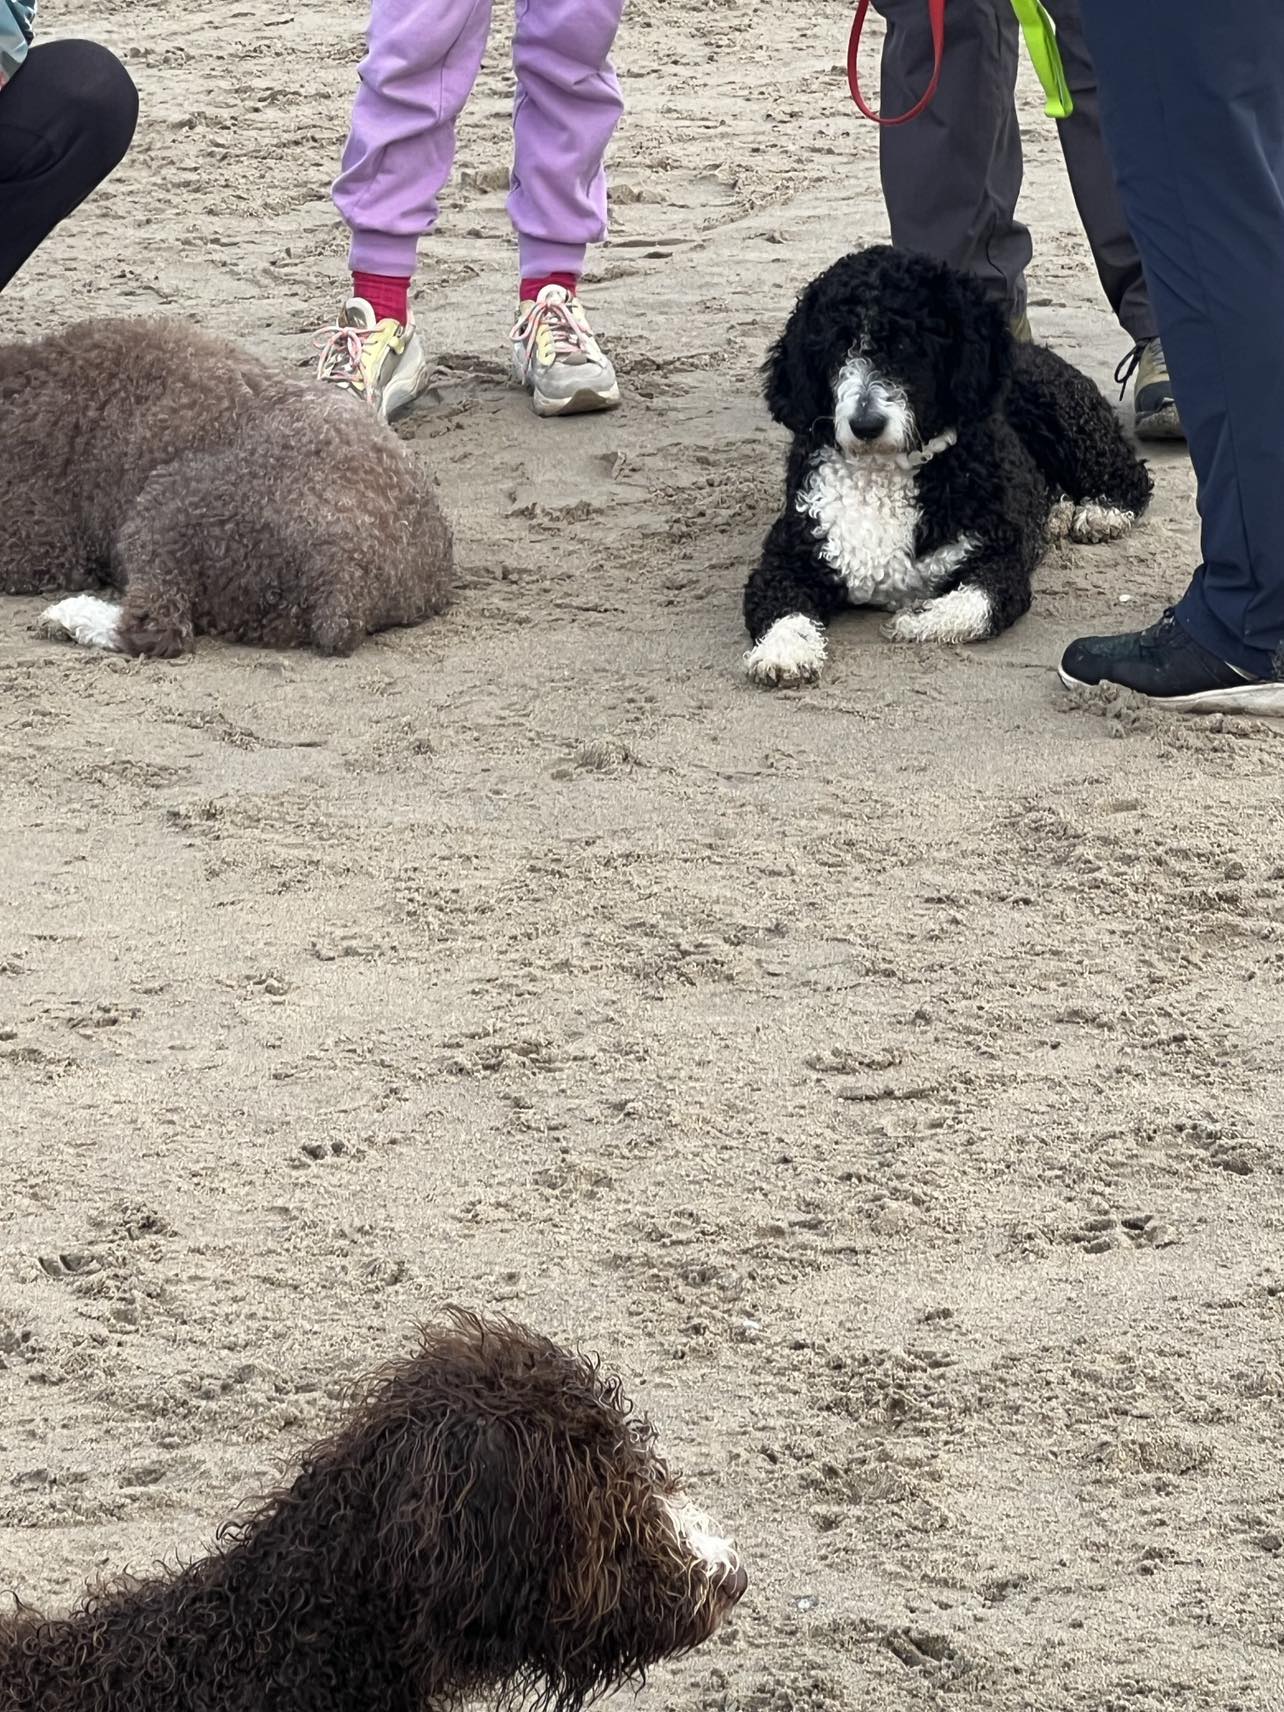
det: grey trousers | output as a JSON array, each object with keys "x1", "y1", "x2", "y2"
[{"x1": 870, "y1": 0, "x2": 1156, "y2": 343}]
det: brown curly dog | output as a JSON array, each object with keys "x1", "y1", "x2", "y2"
[
  {"x1": 0, "y1": 1311, "x2": 747, "y2": 1712},
  {"x1": 0, "y1": 319, "x2": 452, "y2": 658}
]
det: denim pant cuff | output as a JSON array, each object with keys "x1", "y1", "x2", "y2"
[{"x1": 1175, "y1": 580, "x2": 1280, "y2": 681}]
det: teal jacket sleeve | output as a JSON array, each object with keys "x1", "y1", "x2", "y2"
[{"x1": 1, "y1": 0, "x2": 35, "y2": 87}]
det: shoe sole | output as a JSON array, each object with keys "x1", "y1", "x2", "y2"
[
  {"x1": 1134, "y1": 402, "x2": 1185, "y2": 442},
  {"x1": 1059, "y1": 665, "x2": 1284, "y2": 716},
  {"x1": 531, "y1": 382, "x2": 622, "y2": 418}
]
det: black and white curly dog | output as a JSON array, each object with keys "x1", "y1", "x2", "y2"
[
  {"x1": 0, "y1": 1311, "x2": 746, "y2": 1712},
  {"x1": 743, "y1": 246, "x2": 1152, "y2": 688}
]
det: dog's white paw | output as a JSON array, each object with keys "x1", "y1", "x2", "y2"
[
  {"x1": 1047, "y1": 496, "x2": 1075, "y2": 542},
  {"x1": 744, "y1": 614, "x2": 826, "y2": 689},
  {"x1": 883, "y1": 585, "x2": 994, "y2": 645},
  {"x1": 1070, "y1": 501, "x2": 1135, "y2": 544},
  {"x1": 38, "y1": 595, "x2": 124, "y2": 651}
]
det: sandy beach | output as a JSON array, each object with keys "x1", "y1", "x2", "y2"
[{"x1": 2, "y1": 1, "x2": 1283, "y2": 1707}]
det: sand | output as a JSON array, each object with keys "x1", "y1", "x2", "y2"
[{"x1": 2, "y1": 1, "x2": 1283, "y2": 1707}]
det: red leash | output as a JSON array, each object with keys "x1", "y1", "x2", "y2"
[{"x1": 848, "y1": 0, "x2": 947, "y2": 124}]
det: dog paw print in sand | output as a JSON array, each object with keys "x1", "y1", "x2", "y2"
[
  {"x1": 1126, "y1": 1118, "x2": 1258, "y2": 1179},
  {"x1": 800, "y1": 1448, "x2": 950, "y2": 1543},
  {"x1": 1072, "y1": 1210, "x2": 1181, "y2": 1254},
  {"x1": 805, "y1": 1617, "x2": 981, "y2": 1690},
  {"x1": 239, "y1": 968, "x2": 293, "y2": 1001},
  {"x1": 805, "y1": 1447, "x2": 943, "y2": 1502},
  {"x1": 529, "y1": 1155, "x2": 617, "y2": 1202},
  {"x1": 882, "y1": 1627, "x2": 971, "y2": 1681},
  {"x1": 818, "y1": 1343, "x2": 965, "y2": 1430},
  {"x1": 549, "y1": 736, "x2": 640, "y2": 780},
  {"x1": 294, "y1": 1138, "x2": 364, "y2": 1169},
  {"x1": 1194, "y1": 1130, "x2": 1260, "y2": 1178},
  {"x1": 89, "y1": 1202, "x2": 176, "y2": 1243},
  {"x1": 36, "y1": 1200, "x2": 178, "y2": 1330}
]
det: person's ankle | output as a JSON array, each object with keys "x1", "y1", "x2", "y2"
[
  {"x1": 519, "y1": 272, "x2": 579, "y2": 305},
  {"x1": 352, "y1": 271, "x2": 411, "y2": 326}
]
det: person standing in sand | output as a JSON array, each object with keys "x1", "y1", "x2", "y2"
[
  {"x1": 0, "y1": 3, "x2": 137, "y2": 291},
  {"x1": 1056, "y1": 0, "x2": 1284, "y2": 715},
  {"x1": 315, "y1": 0, "x2": 627, "y2": 424},
  {"x1": 869, "y1": 0, "x2": 1183, "y2": 443}
]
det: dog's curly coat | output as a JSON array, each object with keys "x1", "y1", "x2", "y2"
[
  {"x1": 0, "y1": 319, "x2": 452, "y2": 657},
  {"x1": 0, "y1": 1311, "x2": 746, "y2": 1712},
  {"x1": 744, "y1": 246, "x2": 1154, "y2": 687}
]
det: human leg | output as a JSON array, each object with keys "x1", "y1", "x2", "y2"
[
  {"x1": 1062, "y1": 0, "x2": 1284, "y2": 705},
  {"x1": 321, "y1": 0, "x2": 492, "y2": 419},
  {"x1": 507, "y1": 0, "x2": 626, "y2": 415},
  {"x1": 508, "y1": 0, "x2": 625, "y2": 283},
  {"x1": 871, "y1": 0, "x2": 1029, "y2": 327},
  {"x1": 1042, "y1": 0, "x2": 1181, "y2": 439},
  {"x1": 0, "y1": 40, "x2": 137, "y2": 292},
  {"x1": 332, "y1": 0, "x2": 493, "y2": 278}
]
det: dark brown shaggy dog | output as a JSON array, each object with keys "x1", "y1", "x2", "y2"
[
  {"x1": 0, "y1": 319, "x2": 452, "y2": 658},
  {"x1": 0, "y1": 1311, "x2": 746, "y2": 1712}
]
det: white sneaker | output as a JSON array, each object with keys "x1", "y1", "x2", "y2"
[
  {"x1": 509, "y1": 286, "x2": 620, "y2": 417},
  {"x1": 315, "y1": 297, "x2": 430, "y2": 423}
]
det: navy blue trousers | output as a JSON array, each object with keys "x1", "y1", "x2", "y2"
[{"x1": 1076, "y1": 0, "x2": 1284, "y2": 679}]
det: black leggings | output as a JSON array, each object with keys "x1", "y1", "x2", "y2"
[{"x1": 0, "y1": 39, "x2": 137, "y2": 292}]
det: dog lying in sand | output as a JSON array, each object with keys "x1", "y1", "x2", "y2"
[
  {"x1": 0, "y1": 319, "x2": 452, "y2": 658},
  {"x1": 0, "y1": 1310, "x2": 747, "y2": 1712},
  {"x1": 744, "y1": 246, "x2": 1153, "y2": 687}
]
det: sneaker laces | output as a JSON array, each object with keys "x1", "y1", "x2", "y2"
[
  {"x1": 1140, "y1": 607, "x2": 1182, "y2": 648},
  {"x1": 314, "y1": 323, "x2": 373, "y2": 397},
  {"x1": 510, "y1": 291, "x2": 591, "y2": 365},
  {"x1": 1114, "y1": 336, "x2": 1164, "y2": 400},
  {"x1": 1141, "y1": 608, "x2": 1256, "y2": 681}
]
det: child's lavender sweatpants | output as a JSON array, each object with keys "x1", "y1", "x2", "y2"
[{"x1": 332, "y1": 0, "x2": 626, "y2": 281}]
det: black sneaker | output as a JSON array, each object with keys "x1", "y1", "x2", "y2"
[
  {"x1": 1115, "y1": 338, "x2": 1184, "y2": 441},
  {"x1": 1060, "y1": 610, "x2": 1284, "y2": 715}
]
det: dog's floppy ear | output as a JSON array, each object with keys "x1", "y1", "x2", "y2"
[
  {"x1": 947, "y1": 274, "x2": 1013, "y2": 421},
  {"x1": 761, "y1": 291, "x2": 819, "y2": 435},
  {"x1": 761, "y1": 325, "x2": 801, "y2": 432}
]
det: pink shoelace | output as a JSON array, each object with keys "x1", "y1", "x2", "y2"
[
  {"x1": 510, "y1": 291, "x2": 590, "y2": 365},
  {"x1": 314, "y1": 322, "x2": 374, "y2": 399}
]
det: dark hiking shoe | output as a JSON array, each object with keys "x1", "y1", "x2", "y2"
[
  {"x1": 1115, "y1": 337, "x2": 1184, "y2": 441},
  {"x1": 1060, "y1": 609, "x2": 1284, "y2": 715}
]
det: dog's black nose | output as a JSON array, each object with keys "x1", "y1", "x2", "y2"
[{"x1": 847, "y1": 401, "x2": 887, "y2": 441}]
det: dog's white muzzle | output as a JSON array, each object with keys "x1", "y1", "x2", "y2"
[{"x1": 833, "y1": 354, "x2": 914, "y2": 456}]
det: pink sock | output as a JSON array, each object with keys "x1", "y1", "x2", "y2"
[
  {"x1": 352, "y1": 271, "x2": 411, "y2": 325},
  {"x1": 519, "y1": 271, "x2": 579, "y2": 305}
]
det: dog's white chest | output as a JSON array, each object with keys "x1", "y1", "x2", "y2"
[{"x1": 796, "y1": 449, "x2": 969, "y2": 610}]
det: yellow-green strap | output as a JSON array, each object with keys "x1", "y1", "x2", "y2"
[{"x1": 1010, "y1": 0, "x2": 1074, "y2": 118}]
